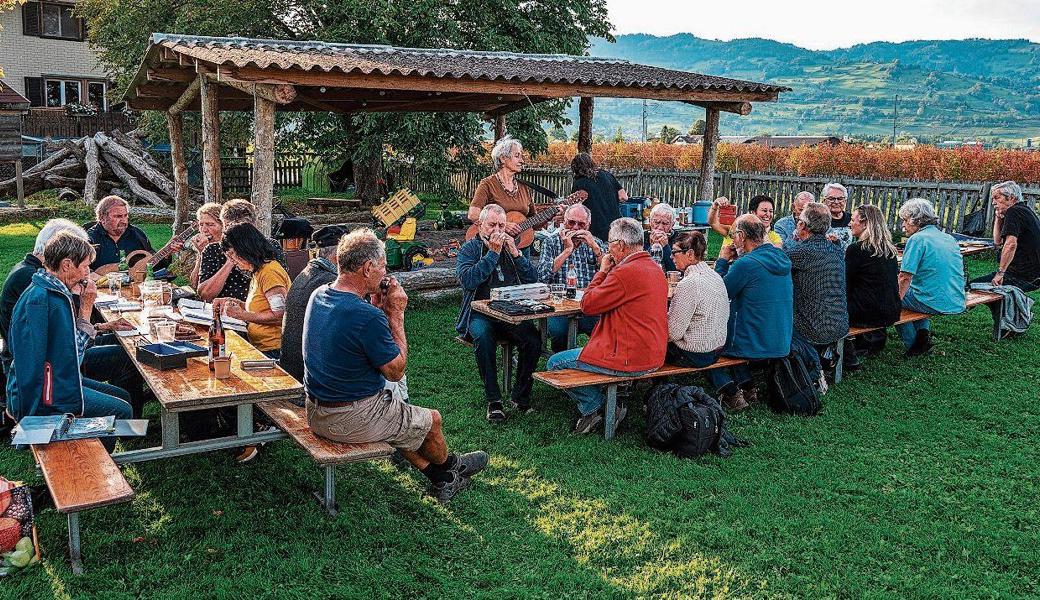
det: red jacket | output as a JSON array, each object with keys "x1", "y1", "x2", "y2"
[{"x1": 578, "y1": 251, "x2": 669, "y2": 372}]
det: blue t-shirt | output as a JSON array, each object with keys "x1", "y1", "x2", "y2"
[
  {"x1": 302, "y1": 286, "x2": 400, "y2": 404},
  {"x1": 900, "y1": 225, "x2": 965, "y2": 314}
]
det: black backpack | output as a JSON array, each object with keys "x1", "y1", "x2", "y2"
[
  {"x1": 673, "y1": 400, "x2": 725, "y2": 458},
  {"x1": 645, "y1": 383, "x2": 743, "y2": 458},
  {"x1": 768, "y1": 349, "x2": 822, "y2": 416}
]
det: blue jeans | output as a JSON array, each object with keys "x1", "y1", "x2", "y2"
[
  {"x1": 971, "y1": 272, "x2": 1039, "y2": 293},
  {"x1": 547, "y1": 315, "x2": 598, "y2": 354},
  {"x1": 262, "y1": 348, "x2": 281, "y2": 360},
  {"x1": 896, "y1": 289, "x2": 943, "y2": 348},
  {"x1": 468, "y1": 314, "x2": 541, "y2": 404},
  {"x1": 82, "y1": 342, "x2": 145, "y2": 417},
  {"x1": 665, "y1": 344, "x2": 737, "y2": 395},
  {"x1": 546, "y1": 347, "x2": 656, "y2": 416}
]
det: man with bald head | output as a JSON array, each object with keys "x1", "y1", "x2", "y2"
[
  {"x1": 538, "y1": 203, "x2": 607, "y2": 352},
  {"x1": 774, "y1": 191, "x2": 815, "y2": 245}
]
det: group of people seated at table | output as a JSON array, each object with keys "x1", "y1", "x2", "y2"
[{"x1": 455, "y1": 158, "x2": 1039, "y2": 433}]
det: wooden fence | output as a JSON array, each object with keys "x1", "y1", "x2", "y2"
[
  {"x1": 221, "y1": 153, "x2": 318, "y2": 195},
  {"x1": 405, "y1": 165, "x2": 1040, "y2": 234},
  {"x1": 21, "y1": 112, "x2": 136, "y2": 139}
]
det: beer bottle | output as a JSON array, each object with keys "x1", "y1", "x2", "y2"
[
  {"x1": 208, "y1": 309, "x2": 225, "y2": 370},
  {"x1": 565, "y1": 265, "x2": 578, "y2": 299}
]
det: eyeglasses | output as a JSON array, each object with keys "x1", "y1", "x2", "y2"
[
  {"x1": 671, "y1": 247, "x2": 692, "y2": 254},
  {"x1": 608, "y1": 239, "x2": 623, "y2": 245},
  {"x1": 824, "y1": 196, "x2": 847, "y2": 204}
]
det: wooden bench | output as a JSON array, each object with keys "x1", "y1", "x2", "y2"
[
  {"x1": 533, "y1": 357, "x2": 749, "y2": 440},
  {"x1": 31, "y1": 439, "x2": 134, "y2": 574},
  {"x1": 836, "y1": 289, "x2": 1005, "y2": 383},
  {"x1": 257, "y1": 399, "x2": 393, "y2": 515}
]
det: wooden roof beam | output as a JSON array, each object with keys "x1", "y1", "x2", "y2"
[
  {"x1": 684, "y1": 101, "x2": 752, "y2": 116},
  {"x1": 487, "y1": 96, "x2": 552, "y2": 117},
  {"x1": 205, "y1": 74, "x2": 297, "y2": 105},
  {"x1": 168, "y1": 77, "x2": 201, "y2": 116}
]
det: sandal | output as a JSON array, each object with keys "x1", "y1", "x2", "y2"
[{"x1": 486, "y1": 402, "x2": 506, "y2": 424}]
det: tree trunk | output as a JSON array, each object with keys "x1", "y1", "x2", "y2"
[
  {"x1": 102, "y1": 153, "x2": 168, "y2": 208},
  {"x1": 95, "y1": 132, "x2": 177, "y2": 199},
  {"x1": 199, "y1": 74, "x2": 223, "y2": 204},
  {"x1": 83, "y1": 136, "x2": 102, "y2": 206},
  {"x1": 578, "y1": 97, "x2": 594, "y2": 154},
  {"x1": 396, "y1": 268, "x2": 457, "y2": 292},
  {"x1": 252, "y1": 95, "x2": 276, "y2": 237},
  {"x1": 342, "y1": 114, "x2": 384, "y2": 206},
  {"x1": 22, "y1": 148, "x2": 71, "y2": 176},
  {"x1": 0, "y1": 159, "x2": 80, "y2": 197},
  {"x1": 166, "y1": 112, "x2": 191, "y2": 233},
  {"x1": 698, "y1": 107, "x2": 720, "y2": 201},
  {"x1": 494, "y1": 115, "x2": 506, "y2": 140}
]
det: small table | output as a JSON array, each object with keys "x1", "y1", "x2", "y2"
[
  {"x1": 98, "y1": 300, "x2": 301, "y2": 465},
  {"x1": 469, "y1": 298, "x2": 585, "y2": 395}
]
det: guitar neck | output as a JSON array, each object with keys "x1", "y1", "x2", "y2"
[
  {"x1": 148, "y1": 226, "x2": 196, "y2": 266},
  {"x1": 515, "y1": 208, "x2": 558, "y2": 234}
]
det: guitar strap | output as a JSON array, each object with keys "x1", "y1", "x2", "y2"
[{"x1": 515, "y1": 177, "x2": 562, "y2": 202}]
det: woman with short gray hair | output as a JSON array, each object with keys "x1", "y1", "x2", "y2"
[
  {"x1": 467, "y1": 135, "x2": 534, "y2": 235},
  {"x1": 896, "y1": 198, "x2": 965, "y2": 356}
]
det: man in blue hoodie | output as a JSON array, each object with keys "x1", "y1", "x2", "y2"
[{"x1": 712, "y1": 215, "x2": 794, "y2": 411}]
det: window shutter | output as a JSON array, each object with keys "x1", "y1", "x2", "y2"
[
  {"x1": 22, "y1": 2, "x2": 41, "y2": 37},
  {"x1": 24, "y1": 78, "x2": 45, "y2": 107},
  {"x1": 78, "y1": 14, "x2": 87, "y2": 41}
]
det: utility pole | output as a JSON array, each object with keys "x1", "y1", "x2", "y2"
[
  {"x1": 636, "y1": 100, "x2": 644, "y2": 143},
  {"x1": 892, "y1": 94, "x2": 899, "y2": 147}
]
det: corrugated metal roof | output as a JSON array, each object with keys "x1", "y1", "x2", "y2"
[{"x1": 149, "y1": 33, "x2": 790, "y2": 94}]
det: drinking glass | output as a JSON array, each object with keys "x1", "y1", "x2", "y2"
[
  {"x1": 155, "y1": 321, "x2": 176, "y2": 343},
  {"x1": 550, "y1": 284, "x2": 566, "y2": 304},
  {"x1": 108, "y1": 273, "x2": 122, "y2": 297},
  {"x1": 666, "y1": 271, "x2": 681, "y2": 285}
]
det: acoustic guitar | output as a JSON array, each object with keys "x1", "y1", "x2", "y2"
[
  {"x1": 94, "y1": 223, "x2": 198, "y2": 280},
  {"x1": 465, "y1": 190, "x2": 588, "y2": 248}
]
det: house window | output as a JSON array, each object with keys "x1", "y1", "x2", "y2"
[
  {"x1": 45, "y1": 79, "x2": 81, "y2": 107},
  {"x1": 87, "y1": 81, "x2": 106, "y2": 111},
  {"x1": 40, "y1": 2, "x2": 81, "y2": 40}
]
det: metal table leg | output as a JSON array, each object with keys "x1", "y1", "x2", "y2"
[
  {"x1": 160, "y1": 410, "x2": 179, "y2": 450},
  {"x1": 68, "y1": 512, "x2": 82, "y2": 575},
  {"x1": 603, "y1": 384, "x2": 618, "y2": 441},
  {"x1": 237, "y1": 403, "x2": 254, "y2": 437},
  {"x1": 312, "y1": 465, "x2": 339, "y2": 516},
  {"x1": 567, "y1": 317, "x2": 578, "y2": 350},
  {"x1": 834, "y1": 339, "x2": 845, "y2": 384},
  {"x1": 502, "y1": 342, "x2": 513, "y2": 397}
]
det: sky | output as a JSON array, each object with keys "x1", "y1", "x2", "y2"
[{"x1": 605, "y1": 0, "x2": 1040, "y2": 50}]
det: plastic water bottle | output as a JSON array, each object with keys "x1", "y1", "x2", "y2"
[
  {"x1": 650, "y1": 243, "x2": 664, "y2": 266},
  {"x1": 566, "y1": 265, "x2": 578, "y2": 299}
]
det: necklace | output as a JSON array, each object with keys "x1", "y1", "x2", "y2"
[{"x1": 495, "y1": 172, "x2": 519, "y2": 196}]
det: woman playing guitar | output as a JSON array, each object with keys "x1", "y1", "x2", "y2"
[{"x1": 467, "y1": 135, "x2": 534, "y2": 237}]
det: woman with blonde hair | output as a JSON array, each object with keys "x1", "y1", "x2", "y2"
[
  {"x1": 844, "y1": 204, "x2": 901, "y2": 363},
  {"x1": 189, "y1": 202, "x2": 223, "y2": 288}
]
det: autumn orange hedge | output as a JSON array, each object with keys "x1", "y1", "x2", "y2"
[{"x1": 528, "y1": 142, "x2": 1040, "y2": 184}]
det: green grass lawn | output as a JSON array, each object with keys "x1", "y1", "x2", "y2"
[{"x1": 0, "y1": 223, "x2": 1037, "y2": 599}]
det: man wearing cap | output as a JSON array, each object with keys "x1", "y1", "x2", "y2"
[{"x1": 279, "y1": 226, "x2": 409, "y2": 401}]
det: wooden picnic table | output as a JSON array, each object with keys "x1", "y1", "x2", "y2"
[
  {"x1": 97, "y1": 294, "x2": 301, "y2": 465},
  {"x1": 897, "y1": 242, "x2": 994, "y2": 262}
]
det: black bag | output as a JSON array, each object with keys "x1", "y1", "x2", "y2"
[
  {"x1": 768, "y1": 351, "x2": 822, "y2": 416},
  {"x1": 673, "y1": 400, "x2": 725, "y2": 458},
  {"x1": 645, "y1": 383, "x2": 743, "y2": 458},
  {"x1": 961, "y1": 199, "x2": 988, "y2": 237}
]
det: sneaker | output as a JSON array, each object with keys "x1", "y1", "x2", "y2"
[
  {"x1": 389, "y1": 449, "x2": 411, "y2": 472},
  {"x1": 719, "y1": 389, "x2": 749, "y2": 412},
  {"x1": 572, "y1": 410, "x2": 603, "y2": 435},
  {"x1": 456, "y1": 451, "x2": 490, "y2": 478},
  {"x1": 235, "y1": 445, "x2": 259, "y2": 463},
  {"x1": 427, "y1": 473, "x2": 472, "y2": 504},
  {"x1": 508, "y1": 399, "x2": 534, "y2": 415},
  {"x1": 741, "y1": 385, "x2": 759, "y2": 406},
  {"x1": 612, "y1": 403, "x2": 629, "y2": 430},
  {"x1": 906, "y1": 329, "x2": 934, "y2": 357},
  {"x1": 486, "y1": 401, "x2": 506, "y2": 424}
]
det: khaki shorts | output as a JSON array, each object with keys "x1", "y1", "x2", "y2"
[{"x1": 307, "y1": 390, "x2": 433, "y2": 452}]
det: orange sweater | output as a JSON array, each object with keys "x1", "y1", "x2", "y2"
[{"x1": 578, "y1": 251, "x2": 669, "y2": 372}]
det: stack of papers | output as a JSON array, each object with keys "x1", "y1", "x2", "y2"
[
  {"x1": 178, "y1": 299, "x2": 248, "y2": 332},
  {"x1": 12, "y1": 415, "x2": 149, "y2": 444}
]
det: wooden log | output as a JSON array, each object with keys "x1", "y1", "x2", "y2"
[
  {"x1": 396, "y1": 268, "x2": 457, "y2": 292},
  {"x1": 698, "y1": 107, "x2": 720, "y2": 201},
  {"x1": 577, "y1": 97, "x2": 594, "y2": 154},
  {"x1": 22, "y1": 148, "x2": 71, "y2": 176},
  {"x1": 168, "y1": 77, "x2": 201, "y2": 116},
  {"x1": 101, "y1": 153, "x2": 168, "y2": 208},
  {"x1": 208, "y1": 76, "x2": 297, "y2": 105},
  {"x1": 494, "y1": 114, "x2": 506, "y2": 140},
  {"x1": 684, "y1": 101, "x2": 752, "y2": 116},
  {"x1": 94, "y1": 132, "x2": 176, "y2": 199},
  {"x1": 0, "y1": 159, "x2": 80, "y2": 197},
  {"x1": 60, "y1": 139, "x2": 86, "y2": 163},
  {"x1": 166, "y1": 112, "x2": 191, "y2": 232},
  {"x1": 199, "y1": 74, "x2": 223, "y2": 204},
  {"x1": 43, "y1": 174, "x2": 117, "y2": 194},
  {"x1": 83, "y1": 136, "x2": 102, "y2": 206},
  {"x1": 111, "y1": 129, "x2": 160, "y2": 170},
  {"x1": 14, "y1": 159, "x2": 23, "y2": 208},
  {"x1": 252, "y1": 95, "x2": 276, "y2": 237}
]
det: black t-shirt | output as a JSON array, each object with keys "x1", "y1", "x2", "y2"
[
  {"x1": 1001, "y1": 203, "x2": 1040, "y2": 281},
  {"x1": 844, "y1": 241, "x2": 901, "y2": 327},
  {"x1": 572, "y1": 170, "x2": 623, "y2": 242},
  {"x1": 831, "y1": 211, "x2": 851, "y2": 227}
]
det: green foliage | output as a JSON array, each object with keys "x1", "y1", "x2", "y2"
[
  {"x1": 659, "y1": 124, "x2": 680, "y2": 143},
  {"x1": 79, "y1": 0, "x2": 615, "y2": 198},
  {"x1": 612, "y1": 126, "x2": 626, "y2": 143},
  {"x1": 689, "y1": 119, "x2": 706, "y2": 135}
]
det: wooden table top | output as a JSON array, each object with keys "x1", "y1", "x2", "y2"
[
  {"x1": 897, "y1": 243, "x2": 993, "y2": 262},
  {"x1": 470, "y1": 298, "x2": 583, "y2": 325},
  {"x1": 98, "y1": 297, "x2": 302, "y2": 412}
]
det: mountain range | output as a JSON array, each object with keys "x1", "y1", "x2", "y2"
[{"x1": 568, "y1": 35, "x2": 1040, "y2": 144}]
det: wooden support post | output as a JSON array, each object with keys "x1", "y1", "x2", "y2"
[
  {"x1": 82, "y1": 138, "x2": 100, "y2": 207},
  {"x1": 168, "y1": 77, "x2": 201, "y2": 117},
  {"x1": 166, "y1": 111, "x2": 190, "y2": 232},
  {"x1": 252, "y1": 95, "x2": 276, "y2": 237},
  {"x1": 577, "y1": 97, "x2": 594, "y2": 154},
  {"x1": 698, "y1": 107, "x2": 720, "y2": 201},
  {"x1": 199, "y1": 75, "x2": 223, "y2": 204},
  {"x1": 14, "y1": 160, "x2": 23, "y2": 208},
  {"x1": 494, "y1": 114, "x2": 506, "y2": 141}
]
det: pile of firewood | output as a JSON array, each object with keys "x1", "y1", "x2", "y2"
[{"x1": 0, "y1": 130, "x2": 198, "y2": 209}]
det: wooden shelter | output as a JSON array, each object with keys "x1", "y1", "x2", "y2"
[
  {"x1": 0, "y1": 80, "x2": 30, "y2": 207},
  {"x1": 124, "y1": 34, "x2": 789, "y2": 235}
]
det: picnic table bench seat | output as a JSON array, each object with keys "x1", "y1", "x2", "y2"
[
  {"x1": 533, "y1": 357, "x2": 749, "y2": 440},
  {"x1": 31, "y1": 438, "x2": 135, "y2": 574},
  {"x1": 257, "y1": 399, "x2": 393, "y2": 515}
]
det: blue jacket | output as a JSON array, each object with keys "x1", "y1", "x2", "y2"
[
  {"x1": 455, "y1": 237, "x2": 537, "y2": 337},
  {"x1": 715, "y1": 244, "x2": 794, "y2": 359},
  {"x1": 6, "y1": 271, "x2": 85, "y2": 419}
]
